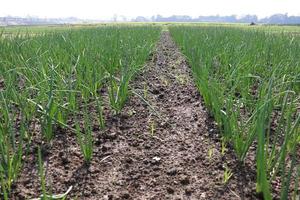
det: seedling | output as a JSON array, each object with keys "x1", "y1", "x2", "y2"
[
  {"x1": 96, "y1": 96, "x2": 105, "y2": 129},
  {"x1": 75, "y1": 104, "x2": 94, "y2": 164},
  {"x1": 0, "y1": 92, "x2": 24, "y2": 196},
  {"x1": 223, "y1": 165, "x2": 233, "y2": 184},
  {"x1": 127, "y1": 109, "x2": 136, "y2": 117},
  {"x1": 37, "y1": 146, "x2": 47, "y2": 199},
  {"x1": 149, "y1": 119, "x2": 156, "y2": 136},
  {"x1": 34, "y1": 150, "x2": 72, "y2": 200},
  {"x1": 221, "y1": 139, "x2": 227, "y2": 156},
  {"x1": 208, "y1": 147, "x2": 214, "y2": 160},
  {"x1": 143, "y1": 83, "x2": 148, "y2": 99}
]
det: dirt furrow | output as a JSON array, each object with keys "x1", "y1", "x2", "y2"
[{"x1": 12, "y1": 31, "x2": 257, "y2": 200}]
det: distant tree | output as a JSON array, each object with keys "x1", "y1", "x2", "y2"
[
  {"x1": 133, "y1": 16, "x2": 149, "y2": 22},
  {"x1": 239, "y1": 15, "x2": 258, "y2": 23},
  {"x1": 113, "y1": 14, "x2": 118, "y2": 22}
]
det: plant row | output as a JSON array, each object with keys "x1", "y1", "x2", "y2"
[
  {"x1": 0, "y1": 26, "x2": 160, "y2": 198},
  {"x1": 170, "y1": 26, "x2": 300, "y2": 200}
]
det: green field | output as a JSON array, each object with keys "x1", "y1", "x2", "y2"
[
  {"x1": 170, "y1": 25, "x2": 300, "y2": 199},
  {"x1": 0, "y1": 23, "x2": 299, "y2": 199},
  {"x1": 0, "y1": 25, "x2": 161, "y2": 198}
]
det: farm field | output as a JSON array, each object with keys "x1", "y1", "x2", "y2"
[
  {"x1": 0, "y1": 24, "x2": 299, "y2": 199},
  {"x1": 169, "y1": 25, "x2": 300, "y2": 199}
]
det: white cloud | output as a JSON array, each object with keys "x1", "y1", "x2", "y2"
[{"x1": 0, "y1": 0, "x2": 299, "y2": 19}]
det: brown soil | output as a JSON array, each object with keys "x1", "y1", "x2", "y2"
[
  {"x1": 0, "y1": 78, "x2": 4, "y2": 91},
  {"x1": 11, "y1": 32, "x2": 259, "y2": 200}
]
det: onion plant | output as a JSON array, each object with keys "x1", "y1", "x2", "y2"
[
  {"x1": 170, "y1": 25, "x2": 300, "y2": 199},
  {"x1": 0, "y1": 25, "x2": 160, "y2": 198},
  {"x1": 75, "y1": 102, "x2": 94, "y2": 164},
  {"x1": 0, "y1": 91, "x2": 24, "y2": 198}
]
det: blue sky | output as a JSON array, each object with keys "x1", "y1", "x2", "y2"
[{"x1": 1, "y1": 0, "x2": 299, "y2": 19}]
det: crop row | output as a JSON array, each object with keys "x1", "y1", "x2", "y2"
[
  {"x1": 0, "y1": 26, "x2": 160, "y2": 198},
  {"x1": 170, "y1": 26, "x2": 300, "y2": 200}
]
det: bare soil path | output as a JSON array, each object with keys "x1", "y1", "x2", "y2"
[{"x1": 12, "y1": 31, "x2": 257, "y2": 199}]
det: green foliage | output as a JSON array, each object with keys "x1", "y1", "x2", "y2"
[
  {"x1": 0, "y1": 92, "x2": 24, "y2": 198},
  {"x1": 0, "y1": 25, "x2": 160, "y2": 198},
  {"x1": 170, "y1": 25, "x2": 300, "y2": 199},
  {"x1": 75, "y1": 103, "x2": 94, "y2": 164}
]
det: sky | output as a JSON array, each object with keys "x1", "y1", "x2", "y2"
[{"x1": 0, "y1": 0, "x2": 299, "y2": 20}]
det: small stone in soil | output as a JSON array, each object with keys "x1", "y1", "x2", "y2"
[
  {"x1": 151, "y1": 156, "x2": 161, "y2": 165},
  {"x1": 105, "y1": 132, "x2": 118, "y2": 140},
  {"x1": 88, "y1": 166, "x2": 99, "y2": 173},
  {"x1": 200, "y1": 193, "x2": 206, "y2": 198},
  {"x1": 166, "y1": 168, "x2": 177, "y2": 176},
  {"x1": 103, "y1": 194, "x2": 114, "y2": 200}
]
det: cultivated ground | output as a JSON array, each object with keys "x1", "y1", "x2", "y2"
[{"x1": 10, "y1": 31, "x2": 262, "y2": 199}]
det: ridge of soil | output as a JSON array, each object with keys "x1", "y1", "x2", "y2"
[{"x1": 11, "y1": 31, "x2": 258, "y2": 200}]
